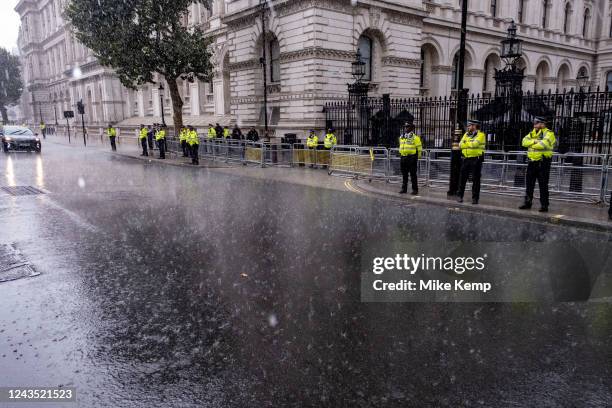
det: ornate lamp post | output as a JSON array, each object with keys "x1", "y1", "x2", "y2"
[
  {"x1": 158, "y1": 83, "x2": 166, "y2": 126},
  {"x1": 576, "y1": 69, "x2": 589, "y2": 92},
  {"x1": 346, "y1": 51, "x2": 370, "y2": 145},
  {"x1": 496, "y1": 20, "x2": 524, "y2": 96}
]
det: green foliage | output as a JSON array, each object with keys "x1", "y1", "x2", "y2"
[
  {"x1": 0, "y1": 47, "x2": 23, "y2": 112},
  {"x1": 66, "y1": 0, "x2": 214, "y2": 89}
]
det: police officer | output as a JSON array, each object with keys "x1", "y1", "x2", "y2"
[
  {"x1": 107, "y1": 123, "x2": 117, "y2": 151},
  {"x1": 324, "y1": 128, "x2": 337, "y2": 149},
  {"x1": 457, "y1": 119, "x2": 486, "y2": 204},
  {"x1": 519, "y1": 116, "x2": 556, "y2": 212},
  {"x1": 232, "y1": 125, "x2": 243, "y2": 140},
  {"x1": 207, "y1": 123, "x2": 216, "y2": 139},
  {"x1": 398, "y1": 122, "x2": 422, "y2": 195},
  {"x1": 306, "y1": 130, "x2": 319, "y2": 168},
  {"x1": 246, "y1": 127, "x2": 259, "y2": 142},
  {"x1": 215, "y1": 122, "x2": 223, "y2": 139},
  {"x1": 40, "y1": 122, "x2": 46, "y2": 139},
  {"x1": 139, "y1": 124, "x2": 148, "y2": 156},
  {"x1": 188, "y1": 126, "x2": 199, "y2": 165},
  {"x1": 155, "y1": 125, "x2": 167, "y2": 159},
  {"x1": 179, "y1": 127, "x2": 189, "y2": 157},
  {"x1": 223, "y1": 126, "x2": 231, "y2": 139}
]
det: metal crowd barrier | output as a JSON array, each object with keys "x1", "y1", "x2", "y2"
[
  {"x1": 329, "y1": 146, "x2": 358, "y2": 176},
  {"x1": 244, "y1": 141, "x2": 265, "y2": 167},
  {"x1": 387, "y1": 148, "x2": 428, "y2": 186},
  {"x1": 226, "y1": 140, "x2": 245, "y2": 163},
  {"x1": 605, "y1": 156, "x2": 612, "y2": 204},
  {"x1": 264, "y1": 143, "x2": 293, "y2": 167}
]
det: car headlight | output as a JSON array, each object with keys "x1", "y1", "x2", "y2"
[
  {"x1": 35, "y1": 137, "x2": 40, "y2": 142},
  {"x1": 4, "y1": 137, "x2": 12, "y2": 142}
]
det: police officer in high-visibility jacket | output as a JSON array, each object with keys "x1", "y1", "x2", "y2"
[
  {"x1": 306, "y1": 130, "x2": 319, "y2": 168},
  {"x1": 187, "y1": 126, "x2": 199, "y2": 165},
  {"x1": 139, "y1": 124, "x2": 148, "y2": 156},
  {"x1": 179, "y1": 127, "x2": 189, "y2": 157},
  {"x1": 40, "y1": 122, "x2": 46, "y2": 139},
  {"x1": 207, "y1": 124, "x2": 216, "y2": 139},
  {"x1": 155, "y1": 125, "x2": 167, "y2": 159},
  {"x1": 324, "y1": 129, "x2": 337, "y2": 149},
  {"x1": 519, "y1": 116, "x2": 556, "y2": 212},
  {"x1": 457, "y1": 119, "x2": 486, "y2": 204},
  {"x1": 223, "y1": 126, "x2": 230, "y2": 139},
  {"x1": 107, "y1": 124, "x2": 117, "y2": 151},
  {"x1": 398, "y1": 122, "x2": 422, "y2": 195}
]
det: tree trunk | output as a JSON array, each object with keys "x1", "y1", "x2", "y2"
[
  {"x1": 166, "y1": 77, "x2": 183, "y2": 138},
  {"x1": 0, "y1": 105, "x2": 8, "y2": 124}
]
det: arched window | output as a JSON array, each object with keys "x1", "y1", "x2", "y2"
[
  {"x1": 357, "y1": 35, "x2": 373, "y2": 82},
  {"x1": 269, "y1": 39, "x2": 280, "y2": 83},
  {"x1": 606, "y1": 72, "x2": 612, "y2": 91},
  {"x1": 542, "y1": 0, "x2": 549, "y2": 28},
  {"x1": 583, "y1": 9, "x2": 591, "y2": 38},
  {"x1": 490, "y1": 0, "x2": 497, "y2": 17},
  {"x1": 564, "y1": 3, "x2": 572, "y2": 34}
]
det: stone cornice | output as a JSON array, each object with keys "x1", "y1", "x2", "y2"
[
  {"x1": 382, "y1": 56, "x2": 421, "y2": 67},
  {"x1": 432, "y1": 65, "x2": 452, "y2": 74}
]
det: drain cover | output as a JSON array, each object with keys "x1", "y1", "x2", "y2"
[
  {"x1": 0, "y1": 186, "x2": 45, "y2": 196},
  {"x1": 0, "y1": 244, "x2": 39, "y2": 283}
]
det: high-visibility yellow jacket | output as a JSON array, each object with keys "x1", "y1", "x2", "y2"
[
  {"x1": 223, "y1": 128, "x2": 230, "y2": 138},
  {"x1": 187, "y1": 130, "x2": 199, "y2": 146},
  {"x1": 155, "y1": 129, "x2": 166, "y2": 141},
  {"x1": 460, "y1": 131, "x2": 486, "y2": 158},
  {"x1": 324, "y1": 133, "x2": 337, "y2": 149},
  {"x1": 307, "y1": 135, "x2": 319, "y2": 148},
  {"x1": 207, "y1": 127, "x2": 216, "y2": 139},
  {"x1": 139, "y1": 128, "x2": 148, "y2": 140},
  {"x1": 399, "y1": 133, "x2": 423, "y2": 158},
  {"x1": 40, "y1": 124, "x2": 46, "y2": 130},
  {"x1": 179, "y1": 129, "x2": 188, "y2": 142},
  {"x1": 107, "y1": 127, "x2": 117, "y2": 137},
  {"x1": 522, "y1": 128, "x2": 556, "y2": 161}
]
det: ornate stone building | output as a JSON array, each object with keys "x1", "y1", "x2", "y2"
[{"x1": 16, "y1": 0, "x2": 612, "y2": 139}]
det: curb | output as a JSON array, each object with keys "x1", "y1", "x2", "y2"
[{"x1": 353, "y1": 180, "x2": 612, "y2": 233}]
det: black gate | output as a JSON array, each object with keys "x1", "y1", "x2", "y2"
[{"x1": 324, "y1": 88, "x2": 612, "y2": 154}]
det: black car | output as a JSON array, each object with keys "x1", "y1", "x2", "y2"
[{"x1": 1, "y1": 126, "x2": 42, "y2": 153}]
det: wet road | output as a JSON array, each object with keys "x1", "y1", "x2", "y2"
[{"x1": 0, "y1": 142, "x2": 611, "y2": 407}]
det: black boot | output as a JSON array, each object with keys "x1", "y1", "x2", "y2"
[
  {"x1": 472, "y1": 199, "x2": 479, "y2": 205},
  {"x1": 411, "y1": 191, "x2": 419, "y2": 196},
  {"x1": 457, "y1": 196, "x2": 464, "y2": 203},
  {"x1": 399, "y1": 189, "x2": 407, "y2": 194},
  {"x1": 539, "y1": 207, "x2": 549, "y2": 213},
  {"x1": 519, "y1": 201, "x2": 532, "y2": 210}
]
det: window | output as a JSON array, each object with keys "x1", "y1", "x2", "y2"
[
  {"x1": 606, "y1": 72, "x2": 612, "y2": 91},
  {"x1": 490, "y1": 0, "x2": 497, "y2": 17},
  {"x1": 518, "y1": 0, "x2": 525, "y2": 23},
  {"x1": 357, "y1": 35, "x2": 373, "y2": 82},
  {"x1": 269, "y1": 39, "x2": 280, "y2": 83},
  {"x1": 542, "y1": 0, "x2": 549, "y2": 28},
  {"x1": 564, "y1": 3, "x2": 571, "y2": 34},
  {"x1": 583, "y1": 9, "x2": 591, "y2": 38}
]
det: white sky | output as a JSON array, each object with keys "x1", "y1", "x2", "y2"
[{"x1": 0, "y1": 0, "x2": 21, "y2": 53}]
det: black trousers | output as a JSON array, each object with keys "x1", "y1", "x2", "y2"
[
  {"x1": 147, "y1": 134, "x2": 154, "y2": 149},
  {"x1": 458, "y1": 156, "x2": 483, "y2": 200},
  {"x1": 109, "y1": 136, "x2": 117, "y2": 151},
  {"x1": 140, "y1": 138, "x2": 148, "y2": 156},
  {"x1": 400, "y1": 155, "x2": 418, "y2": 192},
  {"x1": 190, "y1": 144, "x2": 199, "y2": 165},
  {"x1": 158, "y1": 139, "x2": 166, "y2": 159},
  {"x1": 525, "y1": 158, "x2": 551, "y2": 207},
  {"x1": 181, "y1": 140, "x2": 189, "y2": 157}
]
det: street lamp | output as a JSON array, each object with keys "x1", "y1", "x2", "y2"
[
  {"x1": 158, "y1": 83, "x2": 166, "y2": 126},
  {"x1": 351, "y1": 50, "x2": 365, "y2": 83},
  {"x1": 576, "y1": 68, "x2": 589, "y2": 92},
  {"x1": 500, "y1": 21, "x2": 522, "y2": 64},
  {"x1": 52, "y1": 97, "x2": 58, "y2": 126}
]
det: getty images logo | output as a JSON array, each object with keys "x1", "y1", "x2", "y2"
[{"x1": 372, "y1": 254, "x2": 487, "y2": 275}]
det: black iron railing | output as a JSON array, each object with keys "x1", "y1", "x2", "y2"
[{"x1": 324, "y1": 88, "x2": 612, "y2": 155}]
